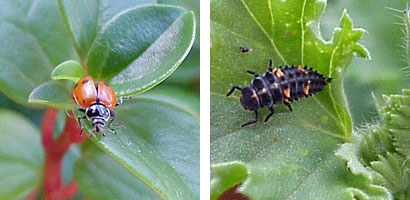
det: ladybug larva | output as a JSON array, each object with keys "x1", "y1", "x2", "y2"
[
  {"x1": 226, "y1": 60, "x2": 332, "y2": 127},
  {"x1": 72, "y1": 76, "x2": 129, "y2": 136}
]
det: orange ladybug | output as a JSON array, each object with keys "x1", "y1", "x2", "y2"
[{"x1": 72, "y1": 76, "x2": 127, "y2": 136}]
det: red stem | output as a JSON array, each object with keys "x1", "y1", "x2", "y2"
[
  {"x1": 39, "y1": 108, "x2": 87, "y2": 200},
  {"x1": 81, "y1": 60, "x2": 88, "y2": 76},
  {"x1": 26, "y1": 188, "x2": 38, "y2": 200},
  {"x1": 41, "y1": 109, "x2": 58, "y2": 150},
  {"x1": 52, "y1": 180, "x2": 79, "y2": 199},
  {"x1": 218, "y1": 184, "x2": 249, "y2": 200}
]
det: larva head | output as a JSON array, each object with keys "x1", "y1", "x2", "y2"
[{"x1": 240, "y1": 86, "x2": 260, "y2": 111}]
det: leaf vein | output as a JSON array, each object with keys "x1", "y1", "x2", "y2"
[
  {"x1": 300, "y1": 0, "x2": 307, "y2": 66},
  {"x1": 211, "y1": 21, "x2": 267, "y2": 49},
  {"x1": 328, "y1": 26, "x2": 350, "y2": 135},
  {"x1": 239, "y1": 0, "x2": 287, "y2": 64},
  {"x1": 268, "y1": 0, "x2": 274, "y2": 37},
  {"x1": 311, "y1": 96, "x2": 346, "y2": 132}
]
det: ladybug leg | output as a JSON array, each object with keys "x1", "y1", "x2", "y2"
[
  {"x1": 246, "y1": 70, "x2": 259, "y2": 77},
  {"x1": 107, "y1": 110, "x2": 118, "y2": 134},
  {"x1": 226, "y1": 85, "x2": 242, "y2": 97},
  {"x1": 115, "y1": 96, "x2": 131, "y2": 107},
  {"x1": 264, "y1": 106, "x2": 275, "y2": 122},
  {"x1": 284, "y1": 102, "x2": 293, "y2": 112},
  {"x1": 77, "y1": 115, "x2": 87, "y2": 136},
  {"x1": 65, "y1": 110, "x2": 73, "y2": 117},
  {"x1": 78, "y1": 108, "x2": 86, "y2": 113},
  {"x1": 241, "y1": 110, "x2": 258, "y2": 127}
]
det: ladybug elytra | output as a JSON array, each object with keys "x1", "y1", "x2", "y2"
[{"x1": 72, "y1": 76, "x2": 127, "y2": 136}]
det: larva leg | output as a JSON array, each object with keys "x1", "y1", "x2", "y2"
[
  {"x1": 246, "y1": 70, "x2": 259, "y2": 77},
  {"x1": 241, "y1": 110, "x2": 258, "y2": 127},
  {"x1": 284, "y1": 102, "x2": 293, "y2": 112},
  {"x1": 264, "y1": 106, "x2": 275, "y2": 122},
  {"x1": 226, "y1": 85, "x2": 242, "y2": 97}
]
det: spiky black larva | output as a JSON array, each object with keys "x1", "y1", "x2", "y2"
[{"x1": 226, "y1": 60, "x2": 332, "y2": 127}]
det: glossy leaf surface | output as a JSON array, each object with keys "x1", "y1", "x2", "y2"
[
  {"x1": 74, "y1": 87, "x2": 199, "y2": 199},
  {"x1": 31, "y1": 4, "x2": 196, "y2": 108},
  {"x1": 0, "y1": 0, "x2": 75, "y2": 106},
  {"x1": 158, "y1": 0, "x2": 200, "y2": 85},
  {"x1": 51, "y1": 60, "x2": 84, "y2": 83},
  {"x1": 87, "y1": 5, "x2": 195, "y2": 96},
  {"x1": 57, "y1": 0, "x2": 155, "y2": 59},
  {"x1": 0, "y1": 109, "x2": 43, "y2": 199},
  {"x1": 28, "y1": 81, "x2": 73, "y2": 110},
  {"x1": 74, "y1": 150, "x2": 160, "y2": 200}
]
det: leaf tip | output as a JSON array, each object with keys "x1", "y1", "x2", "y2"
[
  {"x1": 211, "y1": 161, "x2": 248, "y2": 200},
  {"x1": 51, "y1": 60, "x2": 84, "y2": 83}
]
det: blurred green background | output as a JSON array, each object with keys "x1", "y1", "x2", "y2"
[{"x1": 322, "y1": 0, "x2": 410, "y2": 127}]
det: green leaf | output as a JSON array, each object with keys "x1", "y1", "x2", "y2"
[
  {"x1": 165, "y1": 48, "x2": 200, "y2": 87},
  {"x1": 0, "y1": 109, "x2": 43, "y2": 199},
  {"x1": 146, "y1": 85, "x2": 200, "y2": 118},
  {"x1": 57, "y1": 0, "x2": 155, "y2": 59},
  {"x1": 210, "y1": 162, "x2": 248, "y2": 200},
  {"x1": 26, "y1": 4, "x2": 195, "y2": 110},
  {"x1": 380, "y1": 90, "x2": 410, "y2": 156},
  {"x1": 0, "y1": 91, "x2": 44, "y2": 125},
  {"x1": 336, "y1": 143, "x2": 393, "y2": 200},
  {"x1": 337, "y1": 89, "x2": 410, "y2": 199},
  {"x1": 85, "y1": 5, "x2": 195, "y2": 96},
  {"x1": 62, "y1": 145, "x2": 81, "y2": 184},
  {"x1": 0, "y1": 0, "x2": 75, "y2": 106},
  {"x1": 158, "y1": 0, "x2": 200, "y2": 86},
  {"x1": 371, "y1": 153, "x2": 409, "y2": 197},
  {"x1": 74, "y1": 150, "x2": 160, "y2": 200},
  {"x1": 74, "y1": 87, "x2": 199, "y2": 199},
  {"x1": 324, "y1": 1, "x2": 409, "y2": 126},
  {"x1": 158, "y1": 0, "x2": 199, "y2": 50},
  {"x1": 210, "y1": 0, "x2": 369, "y2": 199},
  {"x1": 51, "y1": 60, "x2": 84, "y2": 83},
  {"x1": 28, "y1": 81, "x2": 74, "y2": 110}
]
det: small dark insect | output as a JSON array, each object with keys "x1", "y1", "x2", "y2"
[
  {"x1": 239, "y1": 46, "x2": 252, "y2": 53},
  {"x1": 226, "y1": 60, "x2": 332, "y2": 127}
]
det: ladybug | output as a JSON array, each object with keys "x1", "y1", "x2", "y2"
[
  {"x1": 72, "y1": 76, "x2": 127, "y2": 136},
  {"x1": 227, "y1": 60, "x2": 332, "y2": 127}
]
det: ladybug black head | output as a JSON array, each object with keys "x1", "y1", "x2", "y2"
[
  {"x1": 240, "y1": 86, "x2": 260, "y2": 111},
  {"x1": 85, "y1": 103, "x2": 111, "y2": 132}
]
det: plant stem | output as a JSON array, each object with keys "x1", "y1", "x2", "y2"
[
  {"x1": 40, "y1": 108, "x2": 86, "y2": 200},
  {"x1": 41, "y1": 109, "x2": 58, "y2": 150},
  {"x1": 218, "y1": 184, "x2": 249, "y2": 200}
]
